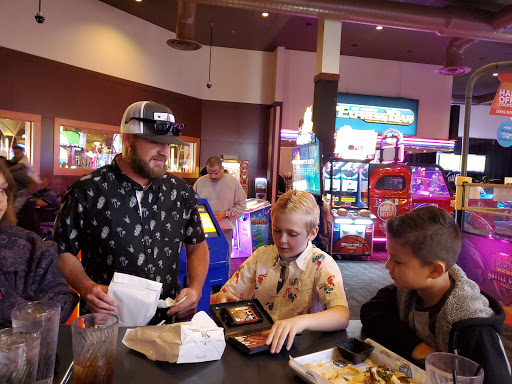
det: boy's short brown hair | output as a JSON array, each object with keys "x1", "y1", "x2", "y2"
[
  {"x1": 386, "y1": 206, "x2": 460, "y2": 269},
  {"x1": 271, "y1": 190, "x2": 319, "y2": 233}
]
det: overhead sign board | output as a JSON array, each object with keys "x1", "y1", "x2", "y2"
[
  {"x1": 490, "y1": 74, "x2": 512, "y2": 117},
  {"x1": 336, "y1": 93, "x2": 419, "y2": 136}
]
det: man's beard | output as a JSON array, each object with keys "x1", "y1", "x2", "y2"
[{"x1": 127, "y1": 143, "x2": 167, "y2": 180}]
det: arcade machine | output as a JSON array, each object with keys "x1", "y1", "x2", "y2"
[
  {"x1": 456, "y1": 182, "x2": 512, "y2": 325},
  {"x1": 320, "y1": 126, "x2": 378, "y2": 260},
  {"x1": 222, "y1": 159, "x2": 249, "y2": 196},
  {"x1": 179, "y1": 198, "x2": 229, "y2": 313},
  {"x1": 289, "y1": 107, "x2": 327, "y2": 251},
  {"x1": 291, "y1": 142, "x2": 321, "y2": 194},
  {"x1": 368, "y1": 130, "x2": 454, "y2": 239},
  {"x1": 236, "y1": 198, "x2": 271, "y2": 256},
  {"x1": 254, "y1": 177, "x2": 267, "y2": 200}
]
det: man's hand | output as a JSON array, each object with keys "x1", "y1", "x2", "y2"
[
  {"x1": 210, "y1": 291, "x2": 239, "y2": 304},
  {"x1": 262, "y1": 316, "x2": 307, "y2": 354},
  {"x1": 166, "y1": 287, "x2": 201, "y2": 321},
  {"x1": 214, "y1": 211, "x2": 226, "y2": 222},
  {"x1": 81, "y1": 283, "x2": 117, "y2": 314},
  {"x1": 412, "y1": 342, "x2": 436, "y2": 360}
]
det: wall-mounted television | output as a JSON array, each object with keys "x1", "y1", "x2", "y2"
[{"x1": 436, "y1": 153, "x2": 487, "y2": 173}]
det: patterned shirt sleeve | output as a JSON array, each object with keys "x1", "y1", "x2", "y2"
[
  {"x1": 315, "y1": 253, "x2": 349, "y2": 310},
  {"x1": 183, "y1": 184, "x2": 206, "y2": 245},
  {"x1": 52, "y1": 183, "x2": 87, "y2": 256},
  {"x1": 221, "y1": 253, "x2": 257, "y2": 300}
]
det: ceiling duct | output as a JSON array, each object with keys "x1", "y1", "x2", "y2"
[
  {"x1": 437, "y1": 6, "x2": 512, "y2": 76},
  {"x1": 167, "y1": 0, "x2": 202, "y2": 51},
  {"x1": 193, "y1": 0, "x2": 512, "y2": 44}
]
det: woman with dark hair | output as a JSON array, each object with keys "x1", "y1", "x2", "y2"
[{"x1": 0, "y1": 160, "x2": 78, "y2": 327}]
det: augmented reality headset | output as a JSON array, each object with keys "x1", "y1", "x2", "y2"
[{"x1": 125, "y1": 112, "x2": 184, "y2": 137}]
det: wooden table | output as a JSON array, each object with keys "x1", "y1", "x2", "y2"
[{"x1": 54, "y1": 320, "x2": 363, "y2": 384}]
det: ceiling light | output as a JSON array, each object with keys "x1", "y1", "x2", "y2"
[
  {"x1": 493, "y1": 73, "x2": 499, "y2": 76},
  {"x1": 261, "y1": 12, "x2": 269, "y2": 17},
  {"x1": 135, "y1": 0, "x2": 142, "y2": 2},
  {"x1": 376, "y1": 26, "x2": 383, "y2": 30}
]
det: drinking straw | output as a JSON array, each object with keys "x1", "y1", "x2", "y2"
[{"x1": 452, "y1": 369, "x2": 458, "y2": 384}]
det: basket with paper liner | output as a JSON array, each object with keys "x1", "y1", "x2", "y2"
[
  {"x1": 289, "y1": 338, "x2": 425, "y2": 384},
  {"x1": 122, "y1": 312, "x2": 226, "y2": 364}
]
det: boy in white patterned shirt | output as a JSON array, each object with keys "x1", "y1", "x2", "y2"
[{"x1": 211, "y1": 190, "x2": 349, "y2": 353}]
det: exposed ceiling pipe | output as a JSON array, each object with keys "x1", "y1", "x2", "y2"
[
  {"x1": 438, "y1": 6, "x2": 512, "y2": 76},
  {"x1": 192, "y1": 0, "x2": 512, "y2": 44},
  {"x1": 451, "y1": 93, "x2": 495, "y2": 105},
  {"x1": 167, "y1": 0, "x2": 202, "y2": 51}
]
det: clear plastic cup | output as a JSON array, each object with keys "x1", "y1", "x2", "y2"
[
  {"x1": 11, "y1": 301, "x2": 61, "y2": 384},
  {"x1": 425, "y1": 352, "x2": 484, "y2": 384},
  {"x1": 0, "y1": 328, "x2": 40, "y2": 384},
  {"x1": 71, "y1": 313, "x2": 119, "y2": 384}
]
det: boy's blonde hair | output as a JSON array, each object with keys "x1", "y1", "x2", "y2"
[{"x1": 271, "y1": 190, "x2": 319, "y2": 233}]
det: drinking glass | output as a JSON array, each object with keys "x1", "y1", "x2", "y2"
[
  {"x1": 0, "y1": 328, "x2": 40, "y2": 384},
  {"x1": 425, "y1": 352, "x2": 484, "y2": 384},
  {"x1": 11, "y1": 301, "x2": 61, "y2": 384},
  {"x1": 71, "y1": 313, "x2": 119, "y2": 384}
]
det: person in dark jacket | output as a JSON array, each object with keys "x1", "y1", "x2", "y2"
[
  {"x1": 0, "y1": 160, "x2": 78, "y2": 328},
  {"x1": 360, "y1": 206, "x2": 511, "y2": 384}
]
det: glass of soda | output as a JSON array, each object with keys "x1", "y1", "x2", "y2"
[
  {"x1": 0, "y1": 328, "x2": 41, "y2": 384},
  {"x1": 71, "y1": 313, "x2": 119, "y2": 384},
  {"x1": 11, "y1": 301, "x2": 60, "y2": 384}
]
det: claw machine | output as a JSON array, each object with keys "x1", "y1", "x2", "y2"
[{"x1": 237, "y1": 198, "x2": 271, "y2": 255}]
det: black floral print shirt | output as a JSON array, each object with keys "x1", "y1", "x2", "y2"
[{"x1": 53, "y1": 156, "x2": 205, "y2": 307}]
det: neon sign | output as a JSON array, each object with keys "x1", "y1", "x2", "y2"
[{"x1": 336, "y1": 104, "x2": 415, "y2": 126}]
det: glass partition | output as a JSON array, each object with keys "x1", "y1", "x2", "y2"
[
  {"x1": 461, "y1": 183, "x2": 512, "y2": 241},
  {"x1": 54, "y1": 118, "x2": 200, "y2": 178},
  {"x1": 0, "y1": 110, "x2": 41, "y2": 174}
]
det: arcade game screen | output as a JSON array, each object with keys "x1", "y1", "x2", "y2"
[
  {"x1": 324, "y1": 161, "x2": 369, "y2": 207},
  {"x1": 197, "y1": 204, "x2": 220, "y2": 238},
  {"x1": 292, "y1": 143, "x2": 321, "y2": 194}
]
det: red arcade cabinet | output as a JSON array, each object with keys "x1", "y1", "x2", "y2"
[{"x1": 368, "y1": 131, "x2": 454, "y2": 239}]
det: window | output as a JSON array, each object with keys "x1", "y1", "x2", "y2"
[
  {"x1": 375, "y1": 176, "x2": 405, "y2": 191},
  {"x1": 0, "y1": 109, "x2": 41, "y2": 175},
  {"x1": 54, "y1": 118, "x2": 120, "y2": 176},
  {"x1": 54, "y1": 118, "x2": 200, "y2": 178}
]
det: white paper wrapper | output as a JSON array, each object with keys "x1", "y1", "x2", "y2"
[
  {"x1": 107, "y1": 272, "x2": 162, "y2": 327},
  {"x1": 122, "y1": 311, "x2": 226, "y2": 364},
  {"x1": 289, "y1": 338, "x2": 425, "y2": 384}
]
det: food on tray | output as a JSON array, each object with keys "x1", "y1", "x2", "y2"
[
  {"x1": 303, "y1": 362, "x2": 411, "y2": 384},
  {"x1": 304, "y1": 362, "x2": 360, "y2": 382},
  {"x1": 357, "y1": 366, "x2": 411, "y2": 384}
]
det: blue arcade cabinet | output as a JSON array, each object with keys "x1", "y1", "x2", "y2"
[{"x1": 178, "y1": 198, "x2": 229, "y2": 313}]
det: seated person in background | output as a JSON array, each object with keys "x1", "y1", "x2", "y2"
[
  {"x1": 360, "y1": 206, "x2": 511, "y2": 384},
  {"x1": 211, "y1": 190, "x2": 350, "y2": 353},
  {"x1": 34, "y1": 178, "x2": 62, "y2": 223},
  {"x1": 0, "y1": 160, "x2": 78, "y2": 328}
]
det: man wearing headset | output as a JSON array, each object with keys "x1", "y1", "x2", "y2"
[{"x1": 53, "y1": 101, "x2": 209, "y2": 323}]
